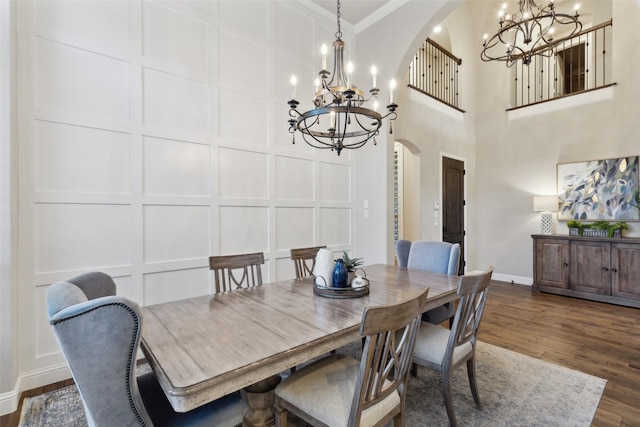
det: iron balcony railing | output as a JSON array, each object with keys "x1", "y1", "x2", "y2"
[
  {"x1": 509, "y1": 20, "x2": 615, "y2": 110},
  {"x1": 408, "y1": 38, "x2": 464, "y2": 112}
]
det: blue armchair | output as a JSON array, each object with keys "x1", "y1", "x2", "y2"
[
  {"x1": 396, "y1": 240, "x2": 461, "y2": 325},
  {"x1": 46, "y1": 271, "x2": 242, "y2": 427}
]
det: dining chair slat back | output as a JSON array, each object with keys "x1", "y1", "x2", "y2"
[
  {"x1": 209, "y1": 252, "x2": 264, "y2": 293},
  {"x1": 411, "y1": 267, "x2": 493, "y2": 427},
  {"x1": 273, "y1": 288, "x2": 429, "y2": 427},
  {"x1": 290, "y1": 246, "x2": 326, "y2": 279},
  {"x1": 351, "y1": 287, "x2": 429, "y2": 424}
]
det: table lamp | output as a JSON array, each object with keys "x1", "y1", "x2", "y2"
[{"x1": 533, "y1": 195, "x2": 558, "y2": 234}]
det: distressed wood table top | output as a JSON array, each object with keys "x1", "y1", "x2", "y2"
[{"x1": 141, "y1": 263, "x2": 459, "y2": 412}]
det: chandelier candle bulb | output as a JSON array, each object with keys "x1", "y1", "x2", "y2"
[
  {"x1": 346, "y1": 61, "x2": 353, "y2": 89},
  {"x1": 321, "y1": 44, "x2": 328, "y2": 70},
  {"x1": 370, "y1": 65, "x2": 377, "y2": 88},
  {"x1": 389, "y1": 79, "x2": 396, "y2": 104},
  {"x1": 290, "y1": 74, "x2": 297, "y2": 100}
]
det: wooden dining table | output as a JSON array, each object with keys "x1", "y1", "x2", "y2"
[{"x1": 140, "y1": 263, "x2": 460, "y2": 426}]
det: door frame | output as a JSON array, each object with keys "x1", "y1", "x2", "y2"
[{"x1": 440, "y1": 152, "x2": 467, "y2": 273}]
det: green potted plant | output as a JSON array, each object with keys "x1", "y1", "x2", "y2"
[
  {"x1": 608, "y1": 221, "x2": 629, "y2": 238},
  {"x1": 566, "y1": 220, "x2": 628, "y2": 238},
  {"x1": 341, "y1": 251, "x2": 364, "y2": 284},
  {"x1": 566, "y1": 220, "x2": 584, "y2": 236}
]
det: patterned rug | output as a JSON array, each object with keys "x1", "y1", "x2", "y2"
[{"x1": 19, "y1": 342, "x2": 605, "y2": 427}]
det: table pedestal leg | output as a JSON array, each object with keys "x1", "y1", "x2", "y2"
[{"x1": 241, "y1": 374, "x2": 282, "y2": 427}]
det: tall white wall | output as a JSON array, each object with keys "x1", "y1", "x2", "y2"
[
  {"x1": 352, "y1": 0, "x2": 461, "y2": 264},
  {"x1": 472, "y1": 0, "x2": 640, "y2": 282},
  {"x1": 0, "y1": 0, "x2": 19, "y2": 415},
  {"x1": 353, "y1": 0, "x2": 638, "y2": 282},
  {"x1": 353, "y1": 0, "x2": 474, "y2": 267},
  {"x1": 2, "y1": 0, "x2": 358, "y2": 411}
]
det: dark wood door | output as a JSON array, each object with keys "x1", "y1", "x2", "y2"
[{"x1": 442, "y1": 157, "x2": 465, "y2": 274}]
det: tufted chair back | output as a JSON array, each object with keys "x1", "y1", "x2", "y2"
[
  {"x1": 46, "y1": 272, "x2": 152, "y2": 426},
  {"x1": 47, "y1": 272, "x2": 243, "y2": 427}
]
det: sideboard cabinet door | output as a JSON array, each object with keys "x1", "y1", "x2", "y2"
[
  {"x1": 611, "y1": 243, "x2": 640, "y2": 301},
  {"x1": 534, "y1": 238, "x2": 570, "y2": 289},
  {"x1": 570, "y1": 240, "x2": 611, "y2": 295}
]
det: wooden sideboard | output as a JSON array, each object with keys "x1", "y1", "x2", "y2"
[{"x1": 532, "y1": 234, "x2": 640, "y2": 308}]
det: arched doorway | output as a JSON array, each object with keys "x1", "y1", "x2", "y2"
[{"x1": 394, "y1": 141, "x2": 421, "y2": 245}]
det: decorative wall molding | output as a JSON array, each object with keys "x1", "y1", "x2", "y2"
[{"x1": 8, "y1": 2, "x2": 355, "y2": 413}]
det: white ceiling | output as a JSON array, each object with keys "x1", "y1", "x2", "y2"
[
  {"x1": 310, "y1": 0, "x2": 390, "y2": 26},
  {"x1": 309, "y1": 1, "x2": 595, "y2": 34},
  {"x1": 309, "y1": 0, "x2": 408, "y2": 32}
]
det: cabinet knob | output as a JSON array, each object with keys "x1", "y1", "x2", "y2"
[
  {"x1": 602, "y1": 267, "x2": 609, "y2": 272},
  {"x1": 563, "y1": 262, "x2": 569, "y2": 267},
  {"x1": 611, "y1": 268, "x2": 618, "y2": 273}
]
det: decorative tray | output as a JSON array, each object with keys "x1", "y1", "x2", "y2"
[{"x1": 313, "y1": 271, "x2": 370, "y2": 299}]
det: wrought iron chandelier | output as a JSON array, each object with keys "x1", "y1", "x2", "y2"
[
  {"x1": 480, "y1": 0, "x2": 582, "y2": 67},
  {"x1": 287, "y1": 0, "x2": 398, "y2": 156}
]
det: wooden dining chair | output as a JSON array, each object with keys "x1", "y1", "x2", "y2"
[
  {"x1": 411, "y1": 267, "x2": 493, "y2": 427},
  {"x1": 209, "y1": 252, "x2": 264, "y2": 293},
  {"x1": 273, "y1": 287, "x2": 429, "y2": 427},
  {"x1": 290, "y1": 246, "x2": 326, "y2": 279}
]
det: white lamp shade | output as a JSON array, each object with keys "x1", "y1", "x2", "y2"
[{"x1": 533, "y1": 195, "x2": 558, "y2": 212}]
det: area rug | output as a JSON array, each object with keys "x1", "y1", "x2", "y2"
[{"x1": 19, "y1": 342, "x2": 605, "y2": 427}]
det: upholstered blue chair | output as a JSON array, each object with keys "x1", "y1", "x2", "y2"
[
  {"x1": 396, "y1": 240, "x2": 461, "y2": 325},
  {"x1": 46, "y1": 271, "x2": 242, "y2": 427}
]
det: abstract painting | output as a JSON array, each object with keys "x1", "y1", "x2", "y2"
[{"x1": 557, "y1": 156, "x2": 639, "y2": 220}]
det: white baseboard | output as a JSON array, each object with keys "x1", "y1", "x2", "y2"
[
  {"x1": 0, "y1": 363, "x2": 71, "y2": 416},
  {"x1": 492, "y1": 272, "x2": 532, "y2": 286},
  {"x1": 0, "y1": 377, "x2": 20, "y2": 416}
]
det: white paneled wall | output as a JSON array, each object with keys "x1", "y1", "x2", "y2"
[
  {"x1": 16, "y1": 0, "x2": 354, "y2": 385},
  {"x1": 143, "y1": 137, "x2": 210, "y2": 196}
]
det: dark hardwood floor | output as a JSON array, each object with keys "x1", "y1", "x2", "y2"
[
  {"x1": 2, "y1": 280, "x2": 639, "y2": 427},
  {"x1": 479, "y1": 281, "x2": 640, "y2": 427}
]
